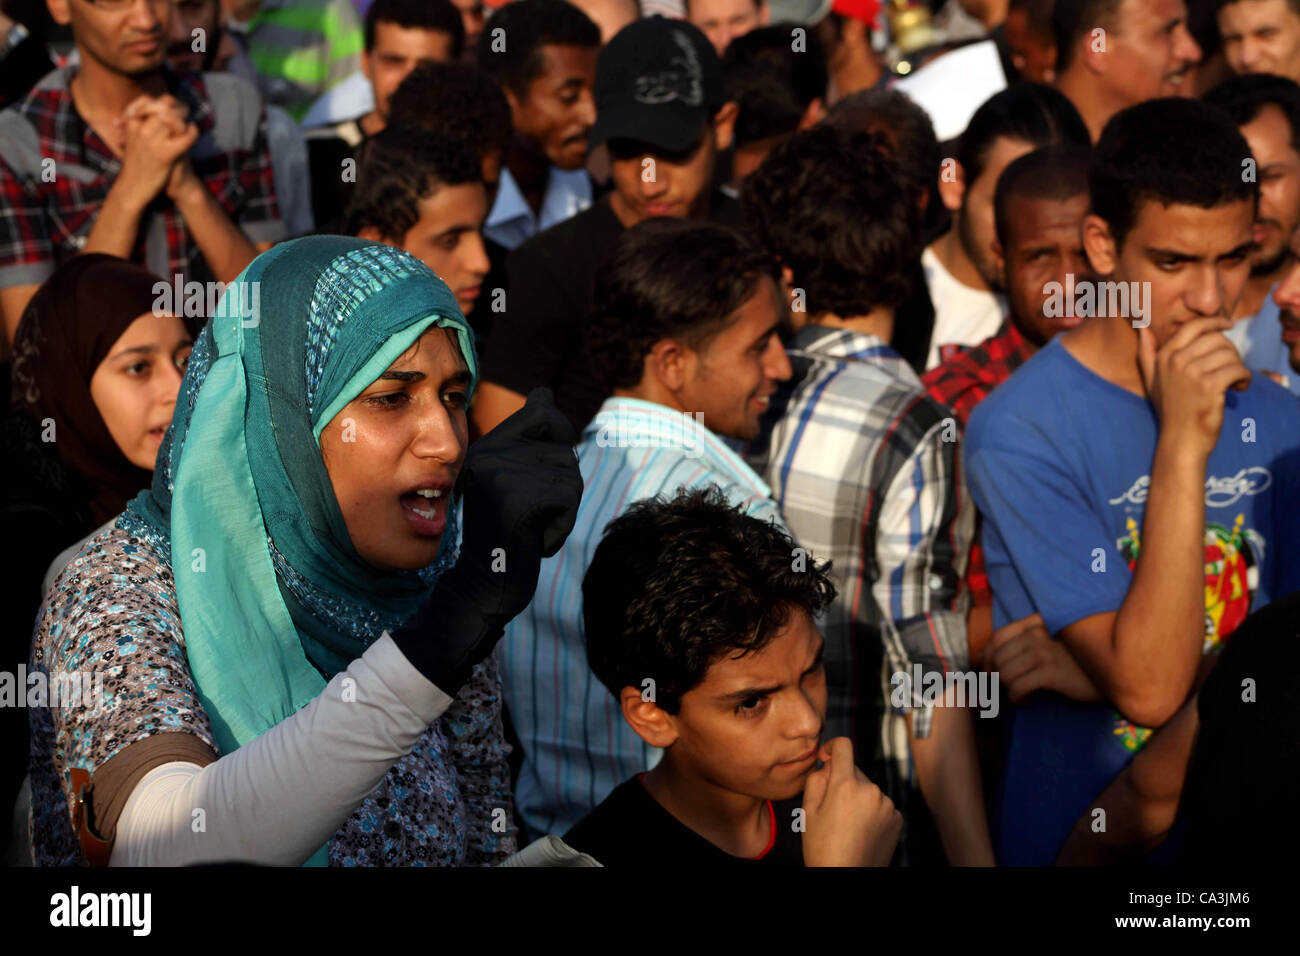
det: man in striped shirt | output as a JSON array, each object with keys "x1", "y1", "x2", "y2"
[
  {"x1": 744, "y1": 124, "x2": 994, "y2": 865},
  {"x1": 499, "y1": 217, "x2": 793, "y2": 840}
]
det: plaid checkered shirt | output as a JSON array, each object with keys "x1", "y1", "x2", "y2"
[
  {"x1": 748, "y1": 325, "x2": 974, "y2": 860},
  {"x1": 0, "y1": 64, "x2": 285, "y2": 292},
  {"x1": 921, "y1": 318, "x2": 1038, "y2": 609}
]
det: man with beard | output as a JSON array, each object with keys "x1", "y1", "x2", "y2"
[
  {"x1": 0, "y1": 0, "x2": 285, "y2": 341},
  {"x1": 922, "y1": 84, "x2": 1090, "y2": 369},
  {"x1": 1205, "y1": 74, "x2": 1300, "y2": 394},
  {"x1": 476, "y1": 0, "x2": 600, "y2": 252}
]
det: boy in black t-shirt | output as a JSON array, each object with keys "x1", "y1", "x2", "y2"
[{"x1": 564, "y1": 487, "x2": 903, "y2": 867}]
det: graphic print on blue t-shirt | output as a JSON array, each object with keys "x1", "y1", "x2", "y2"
[{"x1": 964, "y1": 336, "x2": 1300, "y2": 865}]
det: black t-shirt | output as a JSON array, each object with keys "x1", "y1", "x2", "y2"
[
  {"x1": 1176, "y1": 589, "x2": 1300, "y2": 865},
  {"x1": 481, "y1": 191, "x2": 745, "y2": 433},
  {"x1": 563, "y1": 775, "x2": 804, "y2": 867}
]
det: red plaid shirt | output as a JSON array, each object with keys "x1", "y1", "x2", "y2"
[
  {"x1": 922, "y1": 318, "x2": 1038, "y2": 608},
  {"x1": 0, "y1": 65, "x2": 283, "y2": 290}
]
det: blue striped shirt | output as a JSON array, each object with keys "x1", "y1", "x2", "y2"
[{"x1": 501, "y1": 396, "x2": 784, "y2": 839}]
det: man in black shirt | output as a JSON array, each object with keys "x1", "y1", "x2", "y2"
[
  {"x1": 470, "y1": 16, "x2": 744, "y2": 436},
  {"x1": 565, "y1": 487, "x2": 903, "y2": 867}
]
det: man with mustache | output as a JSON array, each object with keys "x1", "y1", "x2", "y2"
[
  {"x1": 1052, "y1": 0, "x2": 1202, "y2": 140},
  {"x1": 0, "y1": 0, "x2": 285, "y2": 343},
  {"x1": 476, "y1": 0, "x2": 601, "y2": 253},
  {"x1": 1205, "y1": 74, "x2": 1300, "y2": 395}
]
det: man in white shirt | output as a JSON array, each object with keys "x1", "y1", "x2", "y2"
[{"x1": 923, "y1": 83, "x2": 1090, "y2": 369}]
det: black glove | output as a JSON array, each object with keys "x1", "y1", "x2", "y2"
[{"x1": 390, "y1": 387, "x2": 583, "y2": 694}]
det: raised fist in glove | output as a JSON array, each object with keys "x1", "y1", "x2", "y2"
[{"x1": 391, "y1": 387, "x2": 583, "y2": 694}]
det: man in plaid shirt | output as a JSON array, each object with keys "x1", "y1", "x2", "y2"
[
  {"x1": 0, "y1": 0, "x2": 285, "y2": 341},
  {"x1": 744, "y1": 124, "x2": 993, "y2": 866},
  {"x1": 922, "y1": 145, "x2": 1094, "y2": 663}
]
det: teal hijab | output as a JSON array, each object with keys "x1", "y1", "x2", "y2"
[{"x1": 122, "y1": 238, "x2": 477, "y2": 857}]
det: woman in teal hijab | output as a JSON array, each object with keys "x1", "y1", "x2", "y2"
[{"x1": 28, "y1": 237, "x2": 581, "y2": 866}]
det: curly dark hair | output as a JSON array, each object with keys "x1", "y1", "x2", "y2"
[
  {"x1": 742, "y1": 124, "x2": 919, "y2": 317},
  {"x1": 342, "y1": 125, "x2": 482, "y2": 241},
  {"x1": 388, "y1": 61, "x2": 513, "y2": 160},
  {"x1": 824, "y1": 87, "x2": 940, "y2": 218},
  {"x1": 476, "y1": 0, "x2": 600, "y2": 98},
  {"x1": 583, "y1": 486, "x2": 836, "y2": 714},
  {"x1": 364, "y1": 0, "x2": 465, "y2": 56},
  {"x1": 584, "y1": 218, "x2": 778, "y2": 391},
  {"x1": 1091, "y1": 98, "x2": 1258, "y2": 250}
]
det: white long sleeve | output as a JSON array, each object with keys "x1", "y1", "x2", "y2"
[{"x1": 108, "y1": 634, "x2": 453, "y2": 866}]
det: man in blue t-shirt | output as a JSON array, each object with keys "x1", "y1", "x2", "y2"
[{"x1": 965, "y1": 97, "x2": 1300, "y2": 865}]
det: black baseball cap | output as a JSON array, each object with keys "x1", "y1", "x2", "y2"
[{"x1": 588, "y1": 16, "x2": 725, "y2": 154}]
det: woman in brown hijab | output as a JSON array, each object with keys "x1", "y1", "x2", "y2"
[{"x1": 1, "y1": 254, "x2": 191, "y2": 861}]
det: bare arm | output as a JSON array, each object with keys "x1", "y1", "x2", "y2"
[
  {"x1": 168, "y1": 164, "x2": 259, "y2": 283},
  {"x1": 1059, "y1": 321, "x2": 1250, "y2": 728},
  {"x1": 908, "y1": 705, "x2": 995, "y2": 865},
  {"x1": 1056, "y1": 696, "x2": 1199, "y2": 865}
]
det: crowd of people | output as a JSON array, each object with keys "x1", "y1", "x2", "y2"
[{"x1": 1, "y1": 0, "x2": 1297, "y2": 868}]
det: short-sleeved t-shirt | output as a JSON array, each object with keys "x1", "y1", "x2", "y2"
[
  {"x1": 563, "y1": 775, "x2": 804, "y2": 867},
  {"x1": 480, "y1": 191, "x2": 744, "y2": 433},
  {"x1": 965, "y1": 336, "x2": 1300, "y2": 864}
]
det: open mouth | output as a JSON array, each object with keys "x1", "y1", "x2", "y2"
[{"x1": 399, "y1": 485, "x2": 450, "y2": 537}]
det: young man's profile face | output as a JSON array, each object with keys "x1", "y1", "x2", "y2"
[
  {"x1": 1217, "y1": 0, "x2": 1300, "y2": 84},
  {"x1": 1104, "y1": 0, "x2": 1200, "y2": 103},
  {"x1": 59, "y1": 0, "x2": 173, "y2": 76},
  {"x1": 665, "y1": 605, "x2": 827, "y2": 804},
  {"x1": 1238, "y1": 104, "x2": 1300, "y2": 274},
  {"x1": 364, "y1": 22, "x2": 458, "y2": 123},
  {"x1": 392, "y1": 182, "x2": 492, "y2": 315},
  {"x1": 676, "y1": 276, "x2": 791, "y2": 441},
  {"x1": 960, "y1": 136, "x2": 1037, "y2": 289},
  {"x1": 511, "y1": 44, "x2": 599, "y2": 170},
  {"x1": 1088, "y1": 198, "x2": 1255, "y2": 346},
  {"x1": 1001, "y1": 191, "x2": 1095, "y2": 346},
  {"x1": 607, "y1": 127, "x2": 719, "y2": 227}
]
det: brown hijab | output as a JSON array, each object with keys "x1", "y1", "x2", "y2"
[{"x1": 9, "y1": 254, "x2": 167, "y2": 525}]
